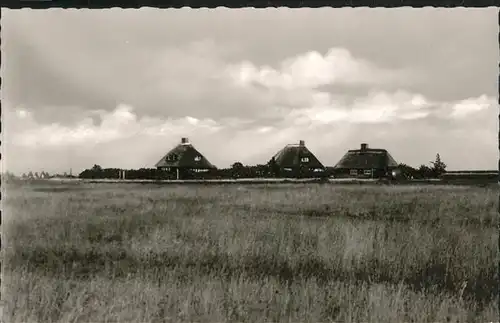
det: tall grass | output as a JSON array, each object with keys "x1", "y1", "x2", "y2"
[{"x1": 3, "y1": 182, "x2": 498, "y2": 322}]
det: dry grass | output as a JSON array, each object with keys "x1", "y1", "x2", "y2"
[{"x1": 2, "y1": 182, "x2": 499, "y2": 322}]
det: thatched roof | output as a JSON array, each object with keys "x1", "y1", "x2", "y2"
[
  {"x1": 271, "y1": 140, "x2": 325, "y2": 169},
  {"x1": 155, "y1": 138, "x2": 217, "y2": 169},
  {"x1": 334, "y1": 143, "x2": 398, "y2": 169}
]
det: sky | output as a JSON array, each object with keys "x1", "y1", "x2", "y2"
[{"x1": 2, "y1": 8, "x2": 498, "y2": 174}]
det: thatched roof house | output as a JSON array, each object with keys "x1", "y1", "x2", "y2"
[
  {"x1": 270, "y1": 140, "x2": 325, "y2": 177},
  {"x1": 155, "y1": 138, "x2": 216, "y2": 179},
  {"x1": 333, "y1": 143, "x2": 398, "y2": 178}
]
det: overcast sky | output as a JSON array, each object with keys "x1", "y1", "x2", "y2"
[{"x1": 2, "y1": 8, "x2": 498, "y2": 174}]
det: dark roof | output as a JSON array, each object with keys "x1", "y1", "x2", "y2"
[
  {"x1": 155, "y1": 138, "x2": 217, "y2": 169},
  {"x1": 334, "y1": 143, "x2": 398, "y2": 170},
  {"x1": 271, "y1": 141, "x2": 325, "y2": 169}
]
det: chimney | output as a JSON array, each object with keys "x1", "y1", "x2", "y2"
[
  {"x1": 360, "y1": 143, "x2": 368, "y2": 151},
  {"x1": 299, "y1": 140, "x2": 305, "y2": 147},
  {"x1": 181, "y1": 137, "x2": 189, "y2": 145}
]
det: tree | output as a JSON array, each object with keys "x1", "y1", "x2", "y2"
[
  {"x1": 417, "y1": 165, "x2": 433, "y2": 179},
  {"x1": 430, "y1": 153, "x2": 447, "y2": 177},
  {"x1": 397, "y1": 163, "x2": 417, "y2": 179},
  {"x1": 268, "y1": 157, "x2": 280, "y2": 178},
  {"x1": 231, "y1": 162, "x2": 244, "y2": 178},
  {"x1": 232, "y1": 162, "x2": 244, "y2": 169},
  {"x1": 91, "y1": 164, "x2": 103, "y2": 172}
]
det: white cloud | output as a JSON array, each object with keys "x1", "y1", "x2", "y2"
[
  {"x1": 222, "y1": 47, "x2": 495, "y2": 130},
  {"x1": 256, "y1": 126, "x2": 274, "y2": 134},
  {"x1": 222, "y1": 48, "x2": 440, "y2": 126},
  {"x1": 398, "y1": 111, "x2": 430, "y2": 120},
  {"x1": 15, "y1": 108, "x2": 31, "y2": 119},
  {"x1": 10, "y1": 104, "x2": 222, "y2": 148},
  {"x1": 449, "y1": 94, "x2": 492, "y2": 118},
  {"x1": 185, "y1": 116, "x2": 199, "y2": 126},
  {"x1": 227, "y1": 47, "x2": 412, "y2": 90},
  {"x1": 275, "y1": 90, "x2": 437, "y2": 125},
  {"x1": 237, "y1": 83, "x2": 494, "y2": 126}
]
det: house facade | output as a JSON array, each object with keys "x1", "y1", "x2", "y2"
[
  {"x1": 155, "y1": 137, "x2": 217, "y2": 179},
  {"x1": 333, "y1": 143, "x2": 398, "y2": 179},
  {"x1": 270, "y1": 140, "x2": 326, "y2": 178}
]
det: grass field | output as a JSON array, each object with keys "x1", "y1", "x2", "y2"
[{"x1": 3, "y1": 181, "x2": 499, "y2": 322}]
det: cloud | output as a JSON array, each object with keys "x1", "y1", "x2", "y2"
[
  {"x1": 226, "y1": 48, "x2": 414, "y2": 91},
  {"x1": 3, "y1": 9, "x2": 496, "y2": 127},
  {"x1": 220, "y1": 48, "x2": 432, "y2": 126},
  {"x1": 255, "y1": 89, "x2": 494, "y2": 126},
  {"x1": 15, "y1": 108, "x2": 31, "y2": 119},
  {"x1": 7, "y1": 91, "x2": 494, "y2": 149},
  {"x1": 7, "y1": 104, "x2": 221, "y2": 149},
  {"x1": 448, "y1": 94, "x2": 492, "y2": 118},
  {"x1": 223, "y1": 44, "x2": 495, "y2": 127}
]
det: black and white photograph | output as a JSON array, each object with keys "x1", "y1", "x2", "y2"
[{"x1": 1, "y1": 8, "x2": 498, "y2": 322}]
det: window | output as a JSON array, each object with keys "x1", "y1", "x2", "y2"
[
  {"x1": 194, "y1": 156, "x2": 202, "y2": 161},
  {"x1": 350, "y1": 169, "x2": 358, "y2": 175},
  {"x1": 166, "y1": 154, "x2": 178, "y2": 161},
  {"x1": 301, "y1": 157, "x2": 309, "y2": 163},
  {"x1": 364, "y1": 169, "x2": 372, "y2": 175}
]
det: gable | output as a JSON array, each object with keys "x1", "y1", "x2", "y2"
[
  {"x1": 155, "y1": 144, "x2": 216, "y2": 169},
  {"x1": 272, "y1": 145, "x2": 325, "y2": 169},
  {"x1": 386, "y1": 152, "x2": 398, "y2": 167},
  {"x1": 334, "y1": 149, "x2": 398, "y2": 169},
  {"x1": 176, "y1": 145, "x2": 216, "y2": 168}
]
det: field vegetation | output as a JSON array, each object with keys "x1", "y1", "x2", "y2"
[{"x1": 3, "y1": 182, "x2": 498, "y2": 322}]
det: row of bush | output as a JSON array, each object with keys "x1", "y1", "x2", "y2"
[
  {"x1": 77, "y1": 163, "x2": 328, "y2": 180},
  {"x1": 78, "y1": 156, "x2": 448, "y2": 180},
  {"x1": 5, "y1": 154, "x2": 453, "y2": 181}
]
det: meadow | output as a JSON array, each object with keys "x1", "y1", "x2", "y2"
[{"x1": 2, "y1": 181, "x2": 499, "y2": 322}]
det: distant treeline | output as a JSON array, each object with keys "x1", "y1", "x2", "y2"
[
  {"x1": 440, "y1": 172, "x2": 497, "y2": 181},
  {"x1": 75, "y1": 154, "x2": 497, "y2": 181},
  {"x1": 79, "y1": 163, "x2": 445, "y2": 181},
  {"x1": 78, "y1": 163, "x2": 335, "y2": 180},
  {"x1": 77, "y1": 165, "x2": 446, "y2": 180},
  {"x1": 397, "y1": 163, "x2": 442, "y2": 179},
  {"x1": 7, "y1": 153, "x2": 495, "y2": 183}
]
